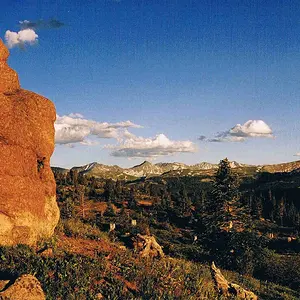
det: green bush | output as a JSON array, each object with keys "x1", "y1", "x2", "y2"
[
  {"x1": 62, "y1": 219, "x2": 108, "y2": 240},
  {"x1": 258, "y1": 250, "x2": 300, "y2": 291},
  {"x1": 213, "y1": 231, "x2": 268, "y2": 276}
]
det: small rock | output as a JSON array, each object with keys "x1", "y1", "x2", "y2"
[
  {"x1": 0, "y1": 274, "x2": 45, "y2": 300},
  {"x1": 0, "y1": 280, "x2": 9, "y2": 292},
  {"x1": 95, "y1": 292, "x2": 104, "y2": 299},
  {"x1": 211, "y1": 262, "x2": 257, "y2": 300},
  {"x1": 133, "y1": 234, "x2": 164, "y2": 258},
  {"x1": 39, "y1": 248, "x2": 53, "y2": 257}
]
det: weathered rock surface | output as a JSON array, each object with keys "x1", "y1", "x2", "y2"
[
  {"x1": 0, "y1": 39, "x2": 59, "y2": 245},
  {"x1": 133, "y1": 234, "x2": 164, "y2": 258},
  {"x1": 0, "y1": 274, "x2": 45, "y2": 300},
  {"x1": 0, "y1": 281, "x2": 9, "y2": 292},
  {"x1": 211, "y1": 262, "x2": 258, "y2": 300}
]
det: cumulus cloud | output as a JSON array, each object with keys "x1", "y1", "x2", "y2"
[
  {"x1": 5, "y1": 29, "x2": 38, "y2": 49},
  {"x1": 19, "y1": 19, "x2": 64, "y2": 30},
  {"x1": 55, "y1": 113, "x2": 197, "y2": 158},
  {"x1": 4, "y1": 19, "x2": 64, "y2": 49},
  {"x1": 200, "y1": 120, "x2": 274, "y2": 143},
  {"x1": 110, "y1": 133, "x2": 197, "y2": 158},
  {"x1": 55, "y1": 113, "x2": 142, "y2": 146}
]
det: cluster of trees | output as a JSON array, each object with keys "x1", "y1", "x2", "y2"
[
  {"x1": 53, "y1": 159, "x2": 300, "y2": 279},
  {"x1": 53, "y1": 159, "x2": 300, "y2": 233},
  {"x1": 245, "y1": 189, "x2": 300, "y2": 227}
]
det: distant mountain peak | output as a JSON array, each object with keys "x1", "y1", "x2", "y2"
[
  {"x1": 137, "y1": 160, "x2": 153, "y2": 166},
  {"x1": 53, "y1": 159, "x2": 300, "y2": 180}
]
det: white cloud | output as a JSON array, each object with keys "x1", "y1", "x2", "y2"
[
  {"x1": 54, "y1": 123, "x2": 91, "y2": 145},
  {"x1": 5, "y1": 29, "x2": 38, "y2": 48},
  {"x1": 294, "y1": 153, "x2": 300, "y2": 157},
  {"x1": 68, "y1": 113, "x2": 84, "y2": 119},
  {"x1": 110, "y1": 133, "x2": 197, "y2": 158},
  {"x1": 229, "y1": 120, "x2": 273, "y2": 138},
  {"x1": 201, "y1": 120, "x2": 274, "y2": 142},
  {"x1": 55, "y1": 113, "x2": 142, "y2": 146},
  {"x1": 55, "y1": 114, "x2": 197, "y2": 158}
]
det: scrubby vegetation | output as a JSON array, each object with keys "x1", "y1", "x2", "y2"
[
  {"x1": 0, "y1": 243, "x2": 219, "y2": 299},
  {"x1": 0, "y1": 243, "x2": 299, "y2": 299}
]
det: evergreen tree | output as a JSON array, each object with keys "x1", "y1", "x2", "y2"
[
  {"x1": 275, "y1": 198, "x2": 285, "y2": 226},
  {"x1": 75, "y1": 185, "x2": 86, "y2": 218},
  {"x1": 103, "y1": 179, "x2": 116, "y2": 202},
  {"x1": 176, "y1": 187, "x2": 192, "y2": 216},
  {"x1": 159, "y1": 190, "x2": 173, "y2": 210},
  {"x1": 61, "y1": 197, "x2": 76, "y2": 219},
  {"x1": 251, "y1": 194, "x2": 263, "y2": 220},
  {"x1": 69, "y1": 169, "x2": 79, "y2": 187},
  {"x1": 128, "y1": 187, "x2": 137, "y2": 209},
  {"x1": 205, "y1": 158, "x2": 248, "y2": 234},
  {"x1": 287, "y1": 202, "x2": 299, "y2": 227}
]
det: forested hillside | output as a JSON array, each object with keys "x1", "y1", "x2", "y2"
[{"x1": 49, "y1": 158, "x2": 300, "y2": 298}]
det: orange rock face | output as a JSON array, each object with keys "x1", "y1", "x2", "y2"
[{"x1": 0, "y1": 39, "x2": 59, "y2": 245}]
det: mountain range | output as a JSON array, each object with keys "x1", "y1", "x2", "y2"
[{"x1": 52, "y1": 160, "x2": 300, "y2": 180}]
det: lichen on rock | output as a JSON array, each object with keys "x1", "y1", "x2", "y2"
[
  {"x1": 0, "y1": 39, "x2": 59, "y2": 246},
  {"x1": 0, "y1": 274, "x2": 45, "y2": 300}
]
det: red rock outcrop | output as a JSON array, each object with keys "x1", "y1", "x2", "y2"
[{"x1": 0, "y1": 39, "x2": 59, "y2": 245}]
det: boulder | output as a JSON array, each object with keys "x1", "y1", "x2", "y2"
[
  {"x1": 211, "y1": 262, "x2": 257, "y2": 300},
  {"x1": 0, "y1": 274, "x2": 45, "y2": 300},
  {"x1": 0, "y1": 281, "x2": 9, "y2": 292},
  {"x1": 133, "y1": 234, "x2": 164, "y2": 258},
  {"x1": 0, "y1": 39, "x2": 59, "y2": 245}
]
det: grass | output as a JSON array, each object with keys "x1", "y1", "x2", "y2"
[
  {"x1": 60, "y1": 218, "x2": 108, "y2": 240},
  {"x1": 0, "y1": 235, "x2": 299, "y2": 299}
]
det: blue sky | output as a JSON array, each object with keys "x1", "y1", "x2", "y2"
[{"x1": 2, "y1": 0, "x2": 300, "y2": 168}]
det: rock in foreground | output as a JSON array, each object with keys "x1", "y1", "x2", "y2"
[
  {"x1": 0, "y1": 39, "x2": 59, "y2": 245},
  {"x1": 0, "y1": 274, "x2": 45, "y2": 300},
  {"x1": 211, "y1": 262, "x2": 257, "y2": 300},
  {"x1": 133, "y1": 234, "x2": 164, "y2": 258}
]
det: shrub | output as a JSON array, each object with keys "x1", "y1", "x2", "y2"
[
  {"x1": 62, "y1": 219, "x2": 108, "y2": 240},
  {"x1": 258, "y1": 250, "x2": 300, "y2": 291}
]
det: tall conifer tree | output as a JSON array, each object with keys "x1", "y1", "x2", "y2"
[{"x1": 205, "y1": 158, "x2": 249, "y2": 234}]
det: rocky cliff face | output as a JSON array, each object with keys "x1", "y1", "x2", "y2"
[{"x1": 0, "y1": 39, "x2": 59, "y2": 245}]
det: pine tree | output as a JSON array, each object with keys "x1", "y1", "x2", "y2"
[
  {"x1": 275, "y1": 198, "x2": 285, "y2": 226},
  {"x1": 128, "y1": 187, "x2": 137, "y2": 209},
  {"x1": 205, "y1": 158, "x2": 248, "y2": 234},
  {"x1": 160, "y1": 190, "x2": 173, "y2": 210},
  {"x1": 61, "y1": 197, "x2": 76, "y2": 219},
  {"x1": 251, "y1": 194, "x2": 263, "y2": 220},
  {"x1": 178, "y1": 187, "x2": 192, "y2": 216},
  {"x1": 76, "y1": 185, "x2": 86, "y2": 219},
  {"x1": 103, "y1": 179, "x2": 116, "y2": 202}
]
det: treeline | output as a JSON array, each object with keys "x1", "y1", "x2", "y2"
[{"x1": 53, "y1": 167, "x2": 300, "y2": 230}]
